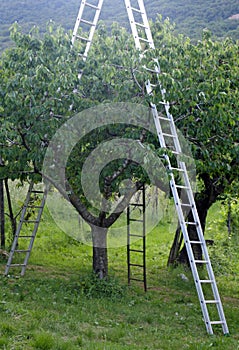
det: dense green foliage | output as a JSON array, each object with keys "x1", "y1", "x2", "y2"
[
  {"x1": 153, "y1": 24, "x2": 239, "y2": 200},
  {"x1": 0, "y1": 18, "x2": 238, "y2": 272},
  {"x1": 1, "y1": 0, "x2": 239, "y2": 51}
]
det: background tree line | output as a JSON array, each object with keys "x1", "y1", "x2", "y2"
[{"x1": 0, "y1": 0, "x2": 239, "y2": 52}]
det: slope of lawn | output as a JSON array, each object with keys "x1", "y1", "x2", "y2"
[{"x1": 0, "y1": 198, "x2": 238, "y2": 349}]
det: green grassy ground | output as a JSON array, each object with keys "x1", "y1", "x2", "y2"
[{"x1": 0, "y1": 201, "x2": 238, "y2": 349}]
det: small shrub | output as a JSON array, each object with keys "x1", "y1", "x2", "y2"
[
  {"x1": 209, "y1": 237, "x2": 238, "y2": 276},
  {"x1": 77, "y1": 273, "x2": 127, "y2": 300},
  {"x1": 55, "y1": 340, "x2": 75, "y2": 350},
  {"x1": 75, "y1": 336, "x2": 83, "y2": 346},
  {"x1": 32, "y1": 332, "x2": 55, "y2": 350},
  {"x1": 0, "y1": 337, "x2": 8, "y2": 348},
  {"x1": 0, "y1": 323, "x2": 14, "y2": 336}
]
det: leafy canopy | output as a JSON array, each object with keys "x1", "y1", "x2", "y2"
[{"x1": 0, "y1": 18, "x2": 238, "y2": 220}]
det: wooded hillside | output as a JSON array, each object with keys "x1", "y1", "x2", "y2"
[{"x1": 1, "y1": 0, "x2": 239, "y2": 51}]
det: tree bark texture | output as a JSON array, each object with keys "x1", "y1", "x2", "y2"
[
  {"x1": 91, "y1": 225, "x2": 108, "y2": 279},
  {"x1": 168, "y1": 190, "x2": 215, "y2": 266},
  {"x1": 5, "y1": 179, "x2": 17, "y2": 240}
]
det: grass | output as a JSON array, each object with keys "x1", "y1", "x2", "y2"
[{"x1": 0, "y1": 198, "x2": 239, "y2": 349}]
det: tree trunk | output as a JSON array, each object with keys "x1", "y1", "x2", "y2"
[
  {"x1": 167, "y1": 225, "x2": 183, "y2": 266},
  {"x1": 177, "y1": 195, "x2": 209, "y2": 264},
  {"x1": 168, "y1": 193, "x2": 211, "y2": 266},
  {"x1": 0, "y1": 180, "x2": 5, "y2": 248},
  {"x1": 91, "y1": 225, "x2": 108, "y2": 279},
  {"x1": 5, "y1": 179, "x2": 17, "y2": 240}
]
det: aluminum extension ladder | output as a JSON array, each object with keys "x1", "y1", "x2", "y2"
[
  {"x1": 4, "y1": 182, "x2": 47, "y2": 276},
  {"x1": 72, "y1": 0, "x2": 229, "y2": 335}
]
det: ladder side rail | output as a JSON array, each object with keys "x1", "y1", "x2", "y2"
[
  {"x1": 168, "y1": 167, "x2": 214, "y2": 334},
  {"x1": 124, "y1": 0, "x2": 142, "y2": 50},
  {"x1": 125, "y1": 0, "x2": 228, "y2": 334},
  {"x1": 83, "y1": 0, "x2": 104, "y2": 60},
  {"x1": 149, "y1": 102, "x2": 167, "y2": 148},
  {"x1": 145, "y1": 58, "x2": 184, "y2": 155},
  {"x1": 179, "y1": 161, "x2": 229, "y2": 334},
  {"x1": 149, "y1": 67, "x2": 228, "y2": 330},
  {"x1": 127, "y1": 186, "x2": 147, "y2": 290},
  {"x1": 149, "y1": 65, "x2": 184, "y2": 155},
  {"x1": 146, "y1": 78, "x2": 183, "y2": 154},
  {"x1": 152, "y1": 78, "x2": 226, "y2": 329},
  {"x1": 21, "y1": 186, "x2": 48, "y2": 276},
  {"x1": 163, "y1": 103, "x2": 182, "y2": 154},
  {"x1": 72, "y1": 0, "x2": 104, "y2": 60},
  {"x1": 124, "y1": 0, "x2": 154, "y2": 50},
  {"x1": 4, "y1": 182, "x2": 34, "y2": 275},
  {"x1": 154, "y1": 109, "x2": 229, "y2": 334},
  {"x1": 127, "y1": 205, "x2": 131, "y2": 286},
  {"x1": 142, "y1": 184, "x2": 147, "y2": 291},
  {"x1": 72, "y1": 0, "x2": 87, "y2": 45},
  {"x1": 137, "y1": 0, "x2": 155, "y2": 48}
]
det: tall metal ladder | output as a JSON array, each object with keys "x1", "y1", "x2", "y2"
[
  {"x1": 127, "y1": 185, "x2": 147, "y2": 291},
  {"x1": 5, "y1": 182, "x2": 47, "y2": 277},
  {"x1": 124, "y1": 0, "x2": 229, "y2": 335},
  {"x1": 72, "y1": 0, "x2": 104, "y2": 79},
  {"x1": 72, "y1": 0, "x2": 103, "y2": 57},
  {"x1": 71, "y1": 0, "x2": 229, "y2": 335}
]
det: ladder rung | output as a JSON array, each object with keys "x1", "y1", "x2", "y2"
[
  {"x1": 76, "y1": 35, "x2": 91, "y2": 42},
  {"x1": 175, "y1": 185, "x2": 190, "y2": 190},
  {"x1": 185, "y1": 221, "x2": 198, "y2": 225},
  {"x1": 199, "y1": 280, "x2": 214, "y2": 283},
  {"x1": 194, "y1": 260, "x2": 208, "y2": 264},
  {"x1": 8, "y1": 264, "x2": 25, "y2": 267},
  {"x1": 148, "y1": 83, "x2": 157, "y2": 88},
  {"x1": 28, "y1": 205, "x2": 44, "y2": 209},
  {"x1": 162, "y1": 132, "x2": 176, "y2": 138},
  {"x1": 170, "y1": 167, "x2": 185, "y2": 172},
  {"x1": 129, "y1": 219, "x2": 144, "y2": 223},
  {"x1": 18, "y1": 235, "x2": 34, "y2": 238},
  {"x1": 31, "y1": 190, "x2": 44, "y2": 194},
  {"x1": 205, "y1": 300, "x2": 219, "y2": 304},
  {"x1": 200, "y1": 280, "x2": 213, "y2": 283},
  {"x1": 22, "y1": 220, "x2": 39, "y2": 223},
  {"x1": 130, "y1": 203, "x2": 144, "y2": 207},
  {"x1": 129, "y1": 234, "x2": 144, "y2": 238},
  {"x1": 210, "y1": 321, "x2": 225, "y2": 325},
  {"x1": 129, "y1": 249, "x2": 144, "y2": 253},
  {"x1": 81, "y1": 18, "x2": 96, "y2": 26},
  {"x1": 144, "y1": 67, "x2": 159, "y2": 74},
  {"x1": 135, "y1": 22, "x2": 147, "y2": 29},
  {"x1": 138, "y1": 37, "x2": 151, "y2": 43},
  {"x1": 158, "y1": 115, "x2": 170, "y2": 121},
  {"x1": 85, "y1": 2, "x2": 100, "y2": 10},
  {"x1": 189, "y1": 240, "x2": 203, "y2": 244},
  {"x1": 14, "y1": 250, "x2": 30, "y2": 253},
  {"x1": 130, "y1": 278, "x2": 144, "y2": 282},
  {"x1": 130, "y1": 6, "x2": 143, "y2": 14},
  {"x1": 130, "y1": 263, "x2": 144, "y2": 268},
  {"x1": 181, "y1": 203, "x2": 192, "y2": 208}
]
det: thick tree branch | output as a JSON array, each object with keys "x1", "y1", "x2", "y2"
[{"x1": 104, "y1": 181, "x2": 143, "y2": 228}]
